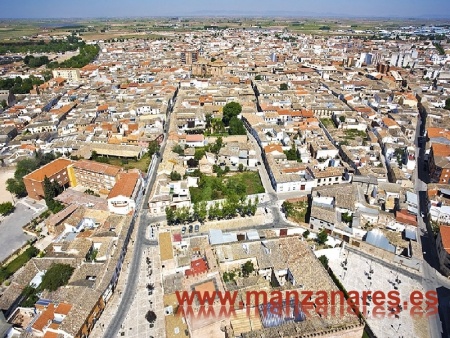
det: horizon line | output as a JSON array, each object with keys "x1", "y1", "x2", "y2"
[{"x1": 1, "y1": 14, "x2": 450, "y2": 20}]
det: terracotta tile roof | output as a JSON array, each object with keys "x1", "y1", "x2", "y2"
[
  {"x1": 53, "y1": 77, "x2": 66, "y2": 84},
  {"x1": 24, "y1": 158, "x2": 73, "y2": 182},
  {"x1": 43, "y1": 332, "x2": 59, "y2": 338},
  {"x1": 107, "y1": 172, "x2": 139, "y2": 199},
  {"x1": 432, "y1": 143, "x2": 450, "y2": 157},
  {"x1": 264, "y1": 144, "x2": 283, "y2": 154},
  {"x1": 382, "y1": 117, "x2": 399, "y2": 128},
  {"x1": 72, "y1": 160, "x2": 122, "y2": 177},
  {"x1": 428, "y1": 128, "x2": 450, "y2": 140},
  {"x1": 50, "y1": 103, "x2": 75, "y2": 115},
  {"x1": 186, "y1": 134, "x2": 204, "y2": 142},
  {"x1": 185, "y1": 258, "x2": 208, "y2": 277},
  {"x1": 97, "y1": 104, "x2": 108, "y2": 112},
  {"x1": 20, "y1": 144, "x2": 38, "y2": 151},
  {"x1": 32, "y1": 303, "x2": 55, "y2": 332},
  {"x1": 55, "y1": 302, "x2": 72, "y2": 315},
  {"x1": 440, "y1": 226, "x2": 450, "y2": 254},
  {"x1": 354, "y1": 106, "x2": 373, "y2": 113},
  {"x1": 81, "y1": 64, "x2": 98, "y2": 71},
  {"x1": 395, "y1": 209, "x2": 417, "y2": 226}
]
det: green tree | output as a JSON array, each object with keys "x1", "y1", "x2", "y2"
[
  {"x1": 175, "y1": 206, "x2": 191, "y2": 224},
  {"x1": 194, "y1": 148, "x2": 206, "y2": 161},
  {"x1": 242, "y1": 260, "x2": 255, "y2": 277},
  {"x1": 433, "y1": 42, "x2": 446, "y2": 55},
  {"x1": 210, "y1": 136, "x2": 223, "y2": 154},
  {"x1": 228, "y1": 117, "x2": 246, "y2": 135},
  {"x1": 0, "y1": 202, "x2": 14, "y2": 216},
  {"x1": 284, "y1": 143, "x2": 301, "y2": 162},
  {"x1": 172, "y1": 144, "x2": 184, "y2": 155},
  {"x1": 211, "y1": 118, "x2": 226, "y2": 134},
  {"x1": 341, "y1": 212, "x2": 352, "y2": 224},
  {"x1": 39, "y1": 264, "x2": 74, "y2": 292},
  {"x1": 14, "y1": 158, "x2": 38, "y2": 179},
  {"x1": 165, "y1": 207, "x2": 175, "y2": 225},
  {"x1": 282, "y1": 201, "x2": 294, "y2": 217},
  {"x1": 255, "y1": 75, "x2": 262, "y2": 80},
  {"x1": 205, "y1": 113, "x2": 212, "y2": 131},
  {"x1": 279, "y1": 83, "x2": 288, "y2": 90},
  {"x1": 193, "y1": 201, "x2": 208, "y2": 223},
  {"x1": 148, "y1": 140, "x2": 160, "y2": 157},
  {"x1": 208, "y1": 202, "x2": 221, "y2": 220},
  {"x1": 445, "y1": 98, "x2": 450, "y2": 110},
  {"x1": 223, "y1": 271, "x2": 236, "y2": 283},
  {"x1": 222, "y1": 102, "x2": 242, "y2": 126},
  {"x1": 223, "y1": 195, "x2": 239, "y2": 218},
  {"x1": 145, "y1": 310, "x2": 157, "y2": 323},
  {"x1": 302, "y1": 230, "x2": 310, "y2": 239},
  {"x1": 0, "y1": 99, "x2": 7, "y2": 109},
  {"x1": 318, "y1": 255, "x2": 329, "y2": 269},
  {"x1": 6, "y1": 178, "x2": 26, "y2": 198},
  {"x1": 238, "y1": 163, "x2": 244, "y2": 172},
  {"x1": 317, "y1": 230, "x2": 328, "y2": 245},
  {"x1": 170, "y1": 171, "x2": 182, "y2": 181},
  {"x1": 43, "y1": 176, "x2": 64, "y2": 213}
]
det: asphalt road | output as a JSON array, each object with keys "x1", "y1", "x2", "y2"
[
  {"x1": 0, "y1": 200, "x2": 45, "y2": 262},
  {"x1": 102, "y1": 91, "x2": 176, "y2": 338}
]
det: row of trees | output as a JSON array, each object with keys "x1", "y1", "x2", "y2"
[
  {"x1": 47, "y1": 43, "x2": 100, "y2": 69},
  {"x1": 0, "y1": 38, "x2": 81, "y2": 55},
  {"x1": 165, "y1": 196, "x2": 258, "y2": 225},
  {"x1": 433, "y1": 42, "x2": 446, "y2": 56},
  {"x1": 24, "y1": 55, "x2": 50, "y2": 68},
  {"x1": 0, "y1": 76, "x2": 44, "y2": 94}
]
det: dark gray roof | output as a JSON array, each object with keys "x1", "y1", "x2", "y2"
[
  {"x1": 365, "y1": 229, "x2": 396, "y2": 253},
  {"x1": 404, "y1": 228, "x2": 417, "y2": 241},
  {"x1": 0, "y1": 311, "x2": 11, "y2": 337}
]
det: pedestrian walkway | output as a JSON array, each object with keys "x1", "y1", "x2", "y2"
[{"x1": 17, "y1": 198, "x2": 46, "y2": 213}]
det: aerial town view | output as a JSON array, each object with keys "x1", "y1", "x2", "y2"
[{"x1": 0, "y1": 1, "x2": 450, "y2": 338}]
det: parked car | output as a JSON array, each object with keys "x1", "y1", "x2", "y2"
[
  {"x1": 181, "y1": 226, "x2": 186, "y2": 234},
  {"x1": 188, "y1": 225, "x2": 193, "y2": 233},
  {"x1": 194, "y1": 224, "x2": 199, "y2": 232}
]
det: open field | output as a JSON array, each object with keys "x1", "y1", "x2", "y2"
[
  {"x1": 98, "y1": 153, "x2": 151, "y2": 172},
  {"x1": 1, "y1": 18, "x2": 450, "y2": 44}
]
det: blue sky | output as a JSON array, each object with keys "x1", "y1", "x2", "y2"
[{"x1": 2, "y1": 0, "x2": 450, "y2": 19}]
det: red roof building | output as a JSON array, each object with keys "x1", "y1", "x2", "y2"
[{"x1": 185, "y1": 258, "x2": 208, "y2": 278}]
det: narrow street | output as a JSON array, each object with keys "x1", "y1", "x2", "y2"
[{"x1": 414, "y1": 114, "x2": 450, "y2": 338}]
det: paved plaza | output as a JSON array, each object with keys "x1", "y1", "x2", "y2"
[{"x1": 328, "y1": 247, "x2": 432, "y2": 338}]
